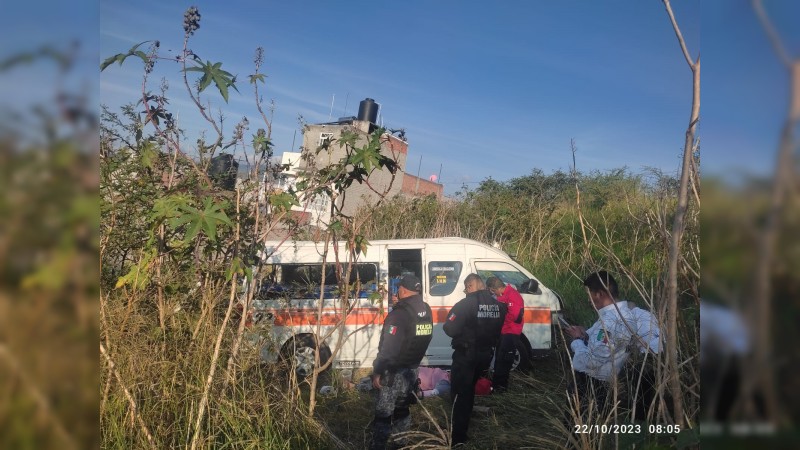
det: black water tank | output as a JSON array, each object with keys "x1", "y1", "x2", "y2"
[
  {"x1": 208, "y1": 153, "x2": 238, "y2": 190},
  {"x1": 357, "y1": 98, "x2": 379, "y2": 124}
]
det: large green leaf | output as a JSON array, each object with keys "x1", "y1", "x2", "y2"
[
  {"x1": 115, "y1": 249, "x2": 157, "y2": 290},
  {"x1": 269, "y1": 192, "x2": 300, "y2": 212},
  {"x1": 354, "y1": 234, "x2": 369, "y2": 256},
  {"x1": 139, "y1": 140, "x2": 158, "y2": 169},
  {"x1": 226, "y1": 257, "x2": 245, "y2": 282},
  {"x1": 248, "y1": 73, "x2": 266, "y2": 85},
  {"x1": 168, "y1": 197, "x2": 231, "y2": 243},
  {"x1": 150, "y1": 194, "x2": 192, "y2": 222},
  {"x1": 184, "y1": 60, "x2": 239, "y2": 102},
  {"x1": 100, "y1": 41, "x2": 152, "y2": 71}
]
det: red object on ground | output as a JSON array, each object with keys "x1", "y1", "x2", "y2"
[{"x1": 475, "y1": 377, "x2": 492, "y2": 396}]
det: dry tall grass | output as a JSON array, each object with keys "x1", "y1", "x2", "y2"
[{"x1": 100, "y1": 291, "x2": 339, "y2": 448}]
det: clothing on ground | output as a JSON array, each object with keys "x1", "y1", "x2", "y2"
[{"x1": 417, "y1": 366, "x2": 451, "y2": 397}]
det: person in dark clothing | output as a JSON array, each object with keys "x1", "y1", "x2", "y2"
[
  {"x1": 486, "y1": 276, "x2": 525, "y2": 393},
  {"x1": 443, "y1": 273, "x2": 505, "y2": 446},
  {"x1": 370, "y1": 274, "x2": 433, "y2": 450}
]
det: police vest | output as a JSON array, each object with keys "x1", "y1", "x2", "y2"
[
  {"x1": 394, "y1": 297, "x2": 434, "y2": 368},
  {"x1": 474, "y1": 291, "x2": 506, "y2": 346}
]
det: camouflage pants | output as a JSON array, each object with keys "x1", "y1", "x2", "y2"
[{"x1": 370, "y1": 367, "x2": 417, "y2": 450}]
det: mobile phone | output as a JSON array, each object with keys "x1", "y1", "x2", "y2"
[{"x1": 557, "y1": 315, "x2": 572, "y2": 328}]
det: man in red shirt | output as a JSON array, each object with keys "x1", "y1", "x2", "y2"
[{"x1": 486, "y1": 277, "x2": 525, "y2": 392}]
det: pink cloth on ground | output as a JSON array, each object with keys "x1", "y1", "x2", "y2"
[{"x1": 417, "y1": 367, "x2": 450, "y2": 390}]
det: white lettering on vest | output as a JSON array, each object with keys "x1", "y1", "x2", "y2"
[{"x1": 477, "y1": 304, "x2": 501, "y2": 318}]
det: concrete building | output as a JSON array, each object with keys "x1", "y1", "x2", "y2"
[
  {"x1": 276, "y1": 151, "x2": 332, "y2": 226},
  {"x1": 401, "y1": 173, "x2": 444, "y2": 198},
  {"x1": 278, "y1": 98, "x2": 443, "y2": 227}
]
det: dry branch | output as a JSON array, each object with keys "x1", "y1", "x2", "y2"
[
  {"x1": 99, "y1": 343, "x2": 154, "y2": 449},
  {"x1": 661, "y1": 0, "x2": 700, "y2": 426},
  {"x1": 739, "y1": 0, "x2": 800, "y2": 424}
]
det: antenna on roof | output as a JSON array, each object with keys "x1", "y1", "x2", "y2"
[
  {"x1": 342, "y1": 92, "x2": 349, "y2": 117},
  {"x1": 415, "y1": 155, "x2": 422, "y2": 194},
  {"x1": 329, "y1": 94, "x2": 335, "y2": 120}
]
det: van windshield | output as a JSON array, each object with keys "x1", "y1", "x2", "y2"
[{"x1": 474, "y1": 261, "x2": 529, "y2": 289}]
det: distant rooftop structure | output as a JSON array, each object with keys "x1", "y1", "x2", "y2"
[{"x1": 274, "y1": 97, "x2": 442, "y2": 228}]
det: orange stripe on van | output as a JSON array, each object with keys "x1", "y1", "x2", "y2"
[
  {"x1": 524, "y1": 308, "x2": 552, "y2": 324},
  {"x1": 269, "y1": 306, "x2": 552, "y2": 326},
  {"x1": 272, "y1": 309, "x2": 385, "y2": 326}
]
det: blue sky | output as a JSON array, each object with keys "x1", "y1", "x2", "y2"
[
  {"x1": 0, "y1": 2, "x2": 99, "y2": 140},
  {"x1": 703, "y1": 1, "x2": 799, "y2": 184},
  {"x1": 95, "y1": 1, "x2": 795, "y2": 193}
]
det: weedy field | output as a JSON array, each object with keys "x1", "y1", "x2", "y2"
[
  {"x1": 313, "y1": 354, "x2": 572, "y2": 450},
  {"x1": 306, "y1": 345, "x2": 691, "y2": 449}
]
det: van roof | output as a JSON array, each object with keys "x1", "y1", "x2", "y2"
[
  {"x1": 264, "y1": 236, "x2": 498, "y2": 248},
  {"x1": 261, "y1": 237, "x2": 509, "y2": 259}
]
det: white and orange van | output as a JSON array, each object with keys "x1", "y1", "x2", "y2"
[{"x1": 245, "y1": 237, "x2": 563, "y2": 377}]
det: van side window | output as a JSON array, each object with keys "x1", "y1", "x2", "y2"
[
  {"x1": 474, "y1": 261, "x2": 532, "y2": 292},
  {"x1": 257, "y1": 263, "x2": 378, "y2": 299},
  {"x1": 348, "y1": 263, "x2": 379, "y2": 298},
  {"x1": 428, "y1": 261, "x2": 463, "y2": 296}
]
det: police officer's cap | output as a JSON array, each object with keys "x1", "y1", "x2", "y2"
[{"x1": 399, "y1": 274, "x2": 421, "y2": 292}]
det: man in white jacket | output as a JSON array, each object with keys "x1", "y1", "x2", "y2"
[
  {"x1": 623, "y1": 301, "x2": 661, "y2": 354},
  {"x1": 620, "y1": 300, "x2": 661, "y2": 420},
  {"x1": 565, "y1": 271, "x2": 634, "y2": 414}
]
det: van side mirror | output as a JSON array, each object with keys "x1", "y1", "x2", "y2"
[{"x1": 519, "y1": 279, "x2": 539, "y2": 294}]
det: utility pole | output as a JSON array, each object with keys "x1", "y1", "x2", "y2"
[{"x1": 414, "y1": 155, "x2": 422, "y2": 194}]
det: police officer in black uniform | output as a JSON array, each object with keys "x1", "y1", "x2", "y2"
[
  {"x1": 369, "y1": 274, "x2": 433, "y2": 450},
  {"x1": 443, "y1": 273, "x2": 505, "y2": 446}
]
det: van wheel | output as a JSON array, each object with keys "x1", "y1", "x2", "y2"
[
  {"x1": 511, "y1": 335, "x2": 533, "y2": 372},
  {"x1": 280, "y1": 334, "x2": 331, "y2": 379}
]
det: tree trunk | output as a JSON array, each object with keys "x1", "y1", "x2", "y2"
[
  {"x1": 741, "y1": 61, "x2": 798, "y2": 422},
  {"x1": 666, "y1": 56, "x2": 699, "y2": 428}
]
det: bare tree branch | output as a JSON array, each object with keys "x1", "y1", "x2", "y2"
[
  {"x1": 752, "y1": 0, "x2": 793, "y2": 68},
  {"x1": 662, "y1": 0, "x2": 697, "y2": 69},
  {"x1": 661, "y1": 0, "x2": 700, "y2": 427},
  {"x1": 735, "y1": 0, "x2": 799, "y2": 424}
]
